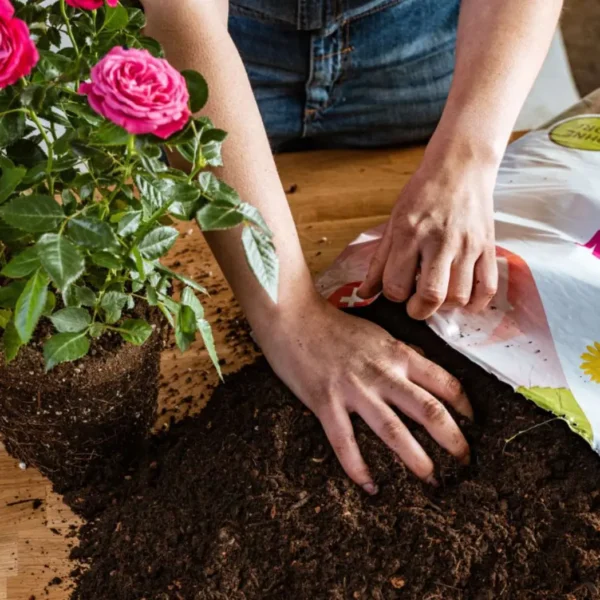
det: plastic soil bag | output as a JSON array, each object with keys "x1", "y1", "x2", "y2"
[{"x1": 317, "y1": 91, "x2": 600, "y2": 449}]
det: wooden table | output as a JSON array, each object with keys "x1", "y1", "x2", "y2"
[{"x1": 0, "y1": 145, "x2": 426, "y2": 600}]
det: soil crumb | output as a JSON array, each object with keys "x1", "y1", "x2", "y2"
[{"x1": 65, "y1": 299, "x2": 600, "y2": 600}]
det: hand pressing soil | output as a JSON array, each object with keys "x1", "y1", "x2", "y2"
[{"x1": 64, "y1": 299, "x2": 600, "y2": 600}]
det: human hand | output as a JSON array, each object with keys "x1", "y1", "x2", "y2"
[
  {"x1": 358, "y1": 158, "x2": 498, "y2": 319},
  {"x1": 255, "y1": 295, "x2": 472, "y2": 493}
]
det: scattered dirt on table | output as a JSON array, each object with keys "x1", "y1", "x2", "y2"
[{"x1": 63, "y1": 299, "x2": 600, "y2": 599}]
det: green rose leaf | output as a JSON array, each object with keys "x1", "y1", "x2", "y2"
[
  {"x1": 1, "y1": 247, "x2": 40, "y2": 278},
  {"x1": 117, "y1": 210, "x2": 142, "y2": 237},
  {"x1": 138, "y1": 226, "x2": 179, "y2": 260},
  {"x1": 169, "y1": 182, "x2": 201, "y2": 220},
  {"x1": 14, "y1": 270, "x2": 49, "y2": 344},
  {"x1": 182, "y1": 70, "x2": 209, "y2": 113},
  {"x1": 0, "y1": 308, "x2": 11, "y2": 329},
  {"x1": 62, "y1": 100, "x2": 105, "y2": 127},
  {"x1": 154, "y1": 264, "x2": 207, "y2": 295},
  {"x1": 67, "y1": 216, "x2": 119, "y2": 250},
  {"x1": 0, "y1": 165, "x2": 27, "y2": 205},
  {"x1": 197, "y1": 318, "x2": 222, "y2": 379},
  {"x1": 181, "y1": 287, "x2": 204, "y2": 319},
  {"x1": 0, "y1": 280, "x2": 26, "y2": 309},
  {"x1": 101, "y1": 291, "x2": 129, "y2": 324},
  {"x1": 242, "y1": 227, "x2": 279, "y2": 303},
  {"x1": 43, "y1": 332, "x2": 90, "y2": 371},
  {"x1": 50, "y1": 307, "x2": 91, "y2": 334},
  {"x1": 91, "y1": 122, "x2": 130, "y2": 146},
  {"x1": 90, "y1": 252, "x2": 122, "y2": 270},
  {"x1": 175, "y1": 305, "x2": 196, "y2": 352},
  {"x1": 118, "y1": 319, "x2": 153, "y2": 346},
  {"x1": 36, "y1": 234, "x2": 85, "y2": 289},
  {"x1": 237, "y1": 203, "x2": 272, "y2": 236},
  {"x1": 43, "y1": 291, "x2": 56, "y2": 317},
  {"x1": 103, "y1": 4, "x2": 129, "y2": 30},
  {"x1": 196, "y1": 201, "x2": 244, "y2": 231},
  {"x1": 0, "y1": 112, "x2": 26, "y2": 149},
  {"x1": 0, "y1": 195, "x2": 64, "y2": 233},
  {"x1": 198, "y1": 172, "x2": 240, "y2": 204},
  {"x1": 2, "y1": 320, "x2": 22, "y2": 363}
]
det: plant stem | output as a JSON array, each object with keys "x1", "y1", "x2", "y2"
[
  {"x1": 29, "y1": 110, "x2": 55, "y2": 196},
  {"x1": 503, "y1": 417, "x2": 561, "y2": 453},
  {"x1": 60, "y1": 0, "x2": 80, "y2": 59}
]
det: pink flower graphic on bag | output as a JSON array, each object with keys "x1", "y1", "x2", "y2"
[
  {"x1": 66, "y1": 0, "x2": 118, "y2": 9},
  {"x1": 79, "y1": 47, "x2": 191, "y2": 140},
  {"x1": 0, "y1": 0, "x2": 39, "y2": 89}
]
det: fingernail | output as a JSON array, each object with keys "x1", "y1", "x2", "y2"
[
  {"x1": 362, "y1": 482, "x2": 379, "y2": 496},
  {"x1": 425, "y1": 475, "x2": 439, "y2": 487}
]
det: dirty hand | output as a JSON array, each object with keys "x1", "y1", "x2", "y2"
[
  {"x1": 358, "y1": 159, "x2": 498, "y2": 319},
  {"x1": 255, "y1": 296, "x2": 472, "y2": 492}
]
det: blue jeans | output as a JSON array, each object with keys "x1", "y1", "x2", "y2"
[{"x1": 229, "y1": 0, "x2": 460, "y2": 151}]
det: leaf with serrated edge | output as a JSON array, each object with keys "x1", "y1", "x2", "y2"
[
  {"x1": 1, "y1": 247, "x2": 40, "y2": 278},
  {"x1": 43, "y1": 332, "x2": 90, "y2": 371},
  {"x1": 0, "y1": 195, "x2": 63, "y2": 233},
  {"x1": 118, "y1": 319, "x2": 152, "y2": 346},
  {"x1": 37, "y1": 234, "x2": 85, "y2": 289},
  {"x1": 14, "y1": 270, "x2": 48, "y2": 343},
  {"x1": 242, "y1": 227, "x2": 279, "y2": 303},
  {"x1": 50, "y1": 307, "x2": 91, "y2": 333}
]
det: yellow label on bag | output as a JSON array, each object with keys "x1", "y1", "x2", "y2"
[{"x1": 549, "y1": 116, "x2": 600, "y2": 151}]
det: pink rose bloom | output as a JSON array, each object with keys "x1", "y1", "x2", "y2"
[
  {"x1": 79, "y1": 47, "x2": 191, "y2": 140},
  {"x1": 0, "y1": 0, "x2": 39, "y2": 89},
  {"x1": 65, "y1": 0, "x2": 118, "y2": 9}
]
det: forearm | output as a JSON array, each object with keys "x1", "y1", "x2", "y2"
[
  {"x1": 428, "y1": 0, "x2": 564, "y2": 165},
  {"x1": 143, "y1": 1, "x2": 316, "y2": 336}
]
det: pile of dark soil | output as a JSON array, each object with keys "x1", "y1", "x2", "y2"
[
  {"x1": 0, "y1": 306, "x2": 165, "y2": 490},
  {"x1": 64, "y1": 299, "x2": 600, "y2": 600}
]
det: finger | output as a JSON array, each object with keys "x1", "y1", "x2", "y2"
[
  {"x1": 383, "y1": 378, "x2": 470, "y2": 465},
  {"x1": 443, "y1": 253, "x2": 476, "y2": 309},
  {"x1": 358, "y1": 398, "x2": 437, "y2": 485},
  {"x1": 467, "y1": 248, "x2": 498, "y2": 313},
  {"x1": 406, "y1": 243, "x2": 453, "y2": 320},
  {"x1": 319, "y1": 403, "x2": 377, "y2": 495},
  {"x1": 357, "y1": 231, "x2": 392, "y2": 299},
  {"x1": 407, "y1": 350, "x2": 473, "y2": 420},
  {"x1": 381, "y1": 239, "x2": 419, "y2": 303}
]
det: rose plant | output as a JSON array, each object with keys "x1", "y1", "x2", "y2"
[{"x1": 0, "y1": 0, "x2": 277, "y2": 372}]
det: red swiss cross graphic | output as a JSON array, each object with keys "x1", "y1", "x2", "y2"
[{"x1": 327, "y1": 282, "x2": 378, "y2": 309}]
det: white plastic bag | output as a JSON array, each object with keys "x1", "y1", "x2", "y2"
[{"x1": 317, "y1": 93, "x2": 600, "y2": 449}]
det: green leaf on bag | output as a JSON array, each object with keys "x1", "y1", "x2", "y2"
[
  {"x1": 197, "y1": 318, "x2": 222, "y2": 379},
  {"x1": 182, "y1": 70, "x2": 209, "y2": 113},
  {"x1": 0, "y1": 112, "x2": 25, "y2": 149},
  {"x1": 2, "y1": 320, "x2": 22, "y2": 362},
  {"x1": 0, "y1": 195, "x2": 64, "y2": 232},
  {"x1": 138, "y1": 226, "x2": 178, "y2": 260},
  {"x1": 43, "y1": 332, "x2": 90, "y2": 371},
  {"x1": 242, "y1": 226, "x2": 279, "y2": 303},
  {"x1": 67, "y1": 216, "x2": 119, "y2": 250},
  {"x1": 36, "y1": 234, "x2": 85, "y2": 289},
  {"x1": 91, "y1": 122, "x2": 130, "y2": 146},
  {"x1": 50, "y1": 307, "x2": 91, "y2": 333},
  {"x1": 14, "y1": 270, "x2": 48, "y2": 343},
  {"x1": 103, "y1": 4, "x2": 129, "y2": 30},
  {"x1": 0, "y1": 165, "x2": 26, "y2": 205},
  {"x1": 0, "y1": 280, "x2": 26, "y2": 309},
  {"x1": 0, "y1": 309, "x2": 11, "y2": 329},
  {"x1": 196, "y1": 201, "x2": 244, "y2": 231},
  {"x1": 1, "y1": 247, "x2": 40, "y2": 278},
  {"x1": 118, "y1": 319, "x2": 152, "y2": 346}
]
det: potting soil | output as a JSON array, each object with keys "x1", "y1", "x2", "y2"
[{"x1": 63, "y1": 299, "x2": 600, "y2": 600}]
